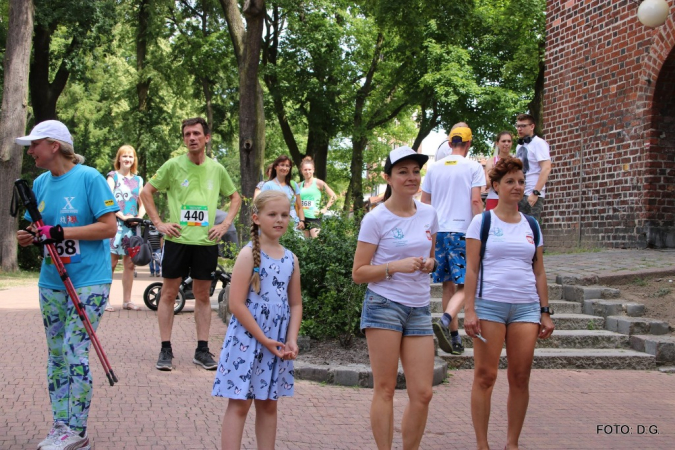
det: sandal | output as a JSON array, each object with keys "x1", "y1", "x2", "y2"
[
  {"x1": 105, "y1": 304, "x2": 115, "y2": 312},
  {"x1": 123, "y1": 302, "x2": 142, "y2": 311}
]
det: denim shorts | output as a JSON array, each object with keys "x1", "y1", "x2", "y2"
[
  {"x1": 360, "y1": 289, "x2": 433, "y2": 336},
  {"x1": 475, "y1": 298, "x2": 541, "y2": 325}
]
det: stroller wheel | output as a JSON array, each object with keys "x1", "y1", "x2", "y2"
[
  {"x1": 143, "y1": 282, "x2": 187, "y2": 315},
  {"x1": 143, "y1": 282, "x2": 163, "y2": 311}
]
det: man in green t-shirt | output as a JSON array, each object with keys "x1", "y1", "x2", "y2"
[{"x1": 141, "y1": 117, "x2": 241, "y2": 371}]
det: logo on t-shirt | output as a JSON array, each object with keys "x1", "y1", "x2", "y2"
[
  {"x1": 526, "y1": 235, "x2": 534, "y2": 245},
  {"x1": 207, "y1": 180, "x2": 214, "y2": 190},
  {"x1": 181, "y1": 179, "x2": 189, "y2": 187},
  {"x1": 392, "y1": 228, "x2": 404, "y2": 240},
  {"x1": 104, "y1": 199, "x2": 114, "y2": 207},
  {"x1": 61, "y1": 197, "x2": 77, "y2": 214}
]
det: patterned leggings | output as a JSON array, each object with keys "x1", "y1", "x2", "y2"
[{"x1": 39, "y1": 284, "x2": 110, "y2": 432}]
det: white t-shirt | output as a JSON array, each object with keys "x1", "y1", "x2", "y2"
[
  {"x1": 466, "y1": 211, "x2": 543, "y2": 304},
  {"x1": 435, "y1": 141, "x2": 451, "y2": 160},
  {"x1": 421, "y1": 155, "x2": 485, "y2": 233},
  {"x1": 515, "y1": 135, "x2": 550, "y2": 197},
  {"x1": 358, "y1": 200, "x2": 439, "y2": 307},
  {"x1": 486, "y1": 155, "x2": 499, "y2": 200}
]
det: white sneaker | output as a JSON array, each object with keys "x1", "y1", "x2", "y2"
[
  {"x1": 37, "y1": 421, "x2": 67, "y2": 449},
  {"x1": 42, "y1": 426, "x2": 89, "y2": 450}
]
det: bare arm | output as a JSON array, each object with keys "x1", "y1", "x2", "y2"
[
  {"x1": 534, "y1": 160, "x2": 552, "y2": 192},
  {"x1": 352, "y1": 241, "x2": 425, "y2": 284},
  {"x1": 462, "y1": 238, "x2": 482, "y2": 337},
  {"x1": 318, "y1": 179, "x2": 337, "y2": 212},
  {"x1": 62, "y1": 212, "x2": 117, "y2": 240},
  {"x1": 140, "y1": 182, "x2": 182, "y2": 238},
  {"x1": 533, "y1": 246, "x2": 554, "y2": 338},
  {"x1": 284, "y1": 254, "x2": 303, "y2": 358},
  {"x1": 484, "y1": 157, "x2": 494, "y2": 191},
  {"x1": 209, "y1": 191, "x2": 242, "y2": 241},
  {"x1": 421, "y1": 191, "x2": 431, "y2": 205},
  {"x1": 471, "y1": 186, "x2": 483, "y2": 216}
]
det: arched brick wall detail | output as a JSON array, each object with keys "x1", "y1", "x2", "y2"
[{"x1": 544, "y1": 0, "x2": 675, "y2": 248}]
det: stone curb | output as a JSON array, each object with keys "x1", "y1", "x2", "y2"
[
  {"x1": 556, "y1": 268, "x2": 675, "y2": 286},
  {"x1": 294, "y1": 358, "x2": 448, "y2": 389}
]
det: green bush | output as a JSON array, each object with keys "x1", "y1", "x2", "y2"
[{"x1": 281, "y1": 214, "x2": 366, "y2": 347}]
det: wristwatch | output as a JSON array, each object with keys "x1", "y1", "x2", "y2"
[
  {"x1": 540, "y1": 306, "x2": 553, "y2": 315},
  {"x1": 532, "y1": 190, "x2": 541, "y2": 196}
]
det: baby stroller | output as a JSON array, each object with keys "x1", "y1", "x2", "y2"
[{"x1": 142, "y1": 265, "x2": 231, "y2": 314}]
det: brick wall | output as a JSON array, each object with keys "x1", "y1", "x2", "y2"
[{"x1": 543, "y1": 0, "x2": 675, "y2": 249}]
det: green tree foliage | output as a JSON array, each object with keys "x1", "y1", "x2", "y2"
[{"x1": 281, "y1": 214, "x2": 366, "y2": 346}]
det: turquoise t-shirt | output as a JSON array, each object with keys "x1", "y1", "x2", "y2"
[
  {"x1": 149, "y1": 154, "x2": 237, "y2": 246},
  {"x1": 25, "y1": 164, "x2": 120, "y2": 290}
]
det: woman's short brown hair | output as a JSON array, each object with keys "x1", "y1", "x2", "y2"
[{"x1": 488, "y1": 156, "x2": 523, "y2": 187}]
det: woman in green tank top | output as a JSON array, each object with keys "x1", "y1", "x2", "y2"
[{"x1": 300, "y1": 156, "x2": 337, "y2": 238}]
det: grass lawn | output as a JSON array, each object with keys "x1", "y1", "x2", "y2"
[{"x1": 0, "y1": 270, "x2": 39, "y2": 290}]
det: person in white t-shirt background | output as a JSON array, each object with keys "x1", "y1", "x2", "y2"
[
  {"x1": 421, "y1": 126, "x2": 485, "y2": 355},
  {"x1": 514, "y1": 113, "x2": 551, "y2": 223},
  {"x1": 352, "y1": 147, "x2": 439, "y2": 450},
  {"x1": 462, "y1": 156, "x2": 554, "y2": 450}
]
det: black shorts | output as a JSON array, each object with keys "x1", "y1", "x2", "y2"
[
  {"x1": 162, "y1": 241, "x2": 218, "y2": 280},
  {"x1": 305, "y1": 218, "x2": 321, "y2": 230}
]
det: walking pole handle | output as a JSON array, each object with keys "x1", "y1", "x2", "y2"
[{"x1": 13, "y1": 179, "x2": 42, "y2": 222}]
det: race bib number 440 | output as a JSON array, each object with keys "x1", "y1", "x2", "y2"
[
  {"x1": 45, "y1": 240, "x2": 81, "y2": 265},
  {"x1": 180, "y1": 205, "x2": 209, "y2": 227}
]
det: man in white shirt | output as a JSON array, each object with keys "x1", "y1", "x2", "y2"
[
  {"x1": 434, "y1": 122, "x2": 470, "y2": 161},
  {"x1": 421, "y1": 126, "x2": 485, "y2": 354},
  {"x1": 514, "y1": 113, "x2": 551, "y2": 223}
]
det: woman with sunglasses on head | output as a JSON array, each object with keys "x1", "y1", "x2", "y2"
[
  {"x1": 352, "y1": 147, "x2": 438, "y2": 450},
  {"x1": 463, "y1": 156, "x2": 554, "y2": 450},
  {"x1": 484, "y1": 131, "x2": 514, "y2": 211},
  {"x1": 261, "y1": 155, "x2": 306, "y2": 231}
]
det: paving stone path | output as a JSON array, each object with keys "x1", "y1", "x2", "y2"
[{"x1": 2, "y1": 251, "x2": 675, "y2": 449}]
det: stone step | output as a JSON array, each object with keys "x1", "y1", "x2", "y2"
[
  {"x1": 429, "y1": 298, "x2": 581, "y2": 314},
  {"x1": 582, "y1": 299, "x2": 645, "y2": 318},
  {"x1": 562, "y1": 284, "x2": 621, "y2": 302},
  {"x1": 630, "y1": 335, "x2": 675, "y2": 364},
  {"x1": 431, "y1": 312, "x2": 604, "y2": 330},
  {"x1": 452, "y1": 329, "x2": 629, "y2": 349},
  {"x1": 430, "y1": 283, "x2": 562, "y2": 301},
  {"x1": 439, "y1": 348, "x2": 656, "y2": 370},
  {"x1": 605, "y1": 316, "x2": 670, "y2": 335}
]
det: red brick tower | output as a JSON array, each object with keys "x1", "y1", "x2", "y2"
[{"x1": 544, "y1": 0, "x2": 675, "y2": 248}]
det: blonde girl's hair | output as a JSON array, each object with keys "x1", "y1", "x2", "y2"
[
  {"x1": 249, "y1": 190, "x2": 291, "y2": 293},
  {"x1": 113, "y1": 145, "x2": 139, "y2": 173},
  {"x1": 300, "y1": 155, "x2": 314, "y2": 168},
  {"x1": 47, "y1": 139, "x2": 85, "y2": 164}
]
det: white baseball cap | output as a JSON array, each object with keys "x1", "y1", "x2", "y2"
[
  {"x1": 15, "y1": 120, "x2": 73, "y2": 146},
  {"x1": 384, "y1": 146, "x2": 429, "y2": 174}
]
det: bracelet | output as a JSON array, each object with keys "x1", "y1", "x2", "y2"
[{"x1": 385, "y1": 263, "x2": 392, "y2": 280}]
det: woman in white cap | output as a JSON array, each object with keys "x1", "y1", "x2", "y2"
[
  {"x1": 352, "y1": 146, "x2": 439, "y2": 450},
  {"x1": 15, "y1": 120, "x2": 118, "y2": 450}
]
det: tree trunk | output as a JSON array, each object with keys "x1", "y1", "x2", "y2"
[
  {"x1": 0, "y1": 0, "x2": 34, "y2": 271},
  {"x1": 29, "y1": 23, "x2": 76, "y2": 123},
  {"x1": 528, "y1": 50, "x2": 545, "y2": 137},
  {"x1": 201, "y1": 76, "x2": 214, "y2": 157},
  {"x1": 221, "y1": 0, "x2": 266, "y2": 230},
  {"x1": 136, "y1": 0, "x2": 151, "y2": 179}
]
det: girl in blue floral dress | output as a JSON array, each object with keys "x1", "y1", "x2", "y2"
[{"x1": 213, "y1": 190, "x2": 303, "y2": 449}]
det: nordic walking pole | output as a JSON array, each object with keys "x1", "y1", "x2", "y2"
[{"x1": 12, "y1": 179, "x2": 118, "y2": 386}]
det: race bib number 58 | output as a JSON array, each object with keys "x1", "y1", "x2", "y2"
[{"x1": 180, "y1": 205, "x2": 209, "y2": 227}]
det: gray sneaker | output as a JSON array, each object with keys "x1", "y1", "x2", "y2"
[
  {"x1": 42, "y1": 426, "x2": 88, "y2": 450},
  {"x1": 451, "y1": 339, "x2": 465, "y2": 355},
  {"x1": 193, "y1": 348, "x2": 217, "y2": 370},
  {"x1": 38, "y1": 421, "x2": 67, "y2": 449},
  {"x1": 432, "y1": 321, "x2": 454, "y2": 354},
  {"x1": 156, "y1": 348, "x2": 174, "y2": 371}
]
